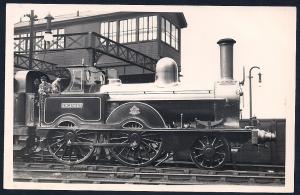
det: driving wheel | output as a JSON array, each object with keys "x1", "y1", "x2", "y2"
[
  {"x1": 190, "y1": 135, "x2": 229, "y2": 169},
  {"x1": 47, "y1": 129, "x2": 97, "y2": 165},
  {"x1": 109, "y1": 121, "x2": 163, "y2": 166}
]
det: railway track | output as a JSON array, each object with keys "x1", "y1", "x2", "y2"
[{"x1": 13, "y1": 162, "x2": 285, "y2": 185}]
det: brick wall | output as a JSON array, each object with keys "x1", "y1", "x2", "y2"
[
  {"x1": 33, "y1": 49, "x2": 91, "y2": 66},
  {"x1": 160, "y1": 42, "x2": 181, "y2": 72},
  {"x1": 65, "y1": 22, "x2": 100, "y2": 34}
]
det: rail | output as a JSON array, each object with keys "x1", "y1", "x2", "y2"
[{"x1": 13, "y1": 162, "x2": 285, "y2": 185}]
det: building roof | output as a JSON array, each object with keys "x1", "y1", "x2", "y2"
[
  {"x1": 14, "y1": 11, "x2": 187, "y2": 30},
  {"x1": 14, "y1": 11, "x2": 116, "y2": 28}
]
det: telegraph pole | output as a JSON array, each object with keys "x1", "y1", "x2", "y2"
[{"x1": 25, "y1": 10, "x2": 38, "y2": 70}]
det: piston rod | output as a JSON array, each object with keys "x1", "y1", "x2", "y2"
[{"x1": 71, "y1": 142, "x2": 131, "y2": 147}]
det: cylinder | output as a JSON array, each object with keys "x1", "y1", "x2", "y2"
[{"x1": 217, "y1": 38, "x2": 236, "y2": 80}]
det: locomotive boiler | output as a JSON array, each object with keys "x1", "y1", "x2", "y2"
[{"x1": 13, "y1": 38, "x2": 275, "y2": 169}]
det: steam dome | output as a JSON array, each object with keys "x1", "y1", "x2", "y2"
[{"x1": 155, "y1": 57, "x2": 178, "y2": 87}]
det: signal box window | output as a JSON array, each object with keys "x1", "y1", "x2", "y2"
[
  {"x1": 120, "y1": 18, "x2": 137, "y2": 43},
  {"x1": 165, "y1": 20, "x2": 171, "y2": 45},
  {"x1": 171, "y1": 24, "x2": 178, "y2": 49},
  {"x1": 57, "y1": 29, "x2": 65, "y2": 48},
  {"x1": 49, "y1": 28, "x2": 65, "y2": 49},
  {"x1": 100, "y1": 21, "x2": 117, "y2": 42},
  {"x1": 35, "y1": 31, "x2": 44, "y2": 51},
  {"x1": 138, "y1": 16, "x2": 157, "y2": 41},
  {"x1": 161, "y1": 17, "x2": 179, "y2": 50}
]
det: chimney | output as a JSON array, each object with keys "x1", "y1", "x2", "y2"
[{"x1": 217, "y1": 38, "x2": 236, "y2": 81}]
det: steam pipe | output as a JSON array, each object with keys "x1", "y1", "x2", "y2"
[{"x1": 248, "y1": 66, "x2": 261, "y2": 123}]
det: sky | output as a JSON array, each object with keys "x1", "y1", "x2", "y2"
[{"x1": 8, "y1": 4, "x2": 296, "y2": 119}]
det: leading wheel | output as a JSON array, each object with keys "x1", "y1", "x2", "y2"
[
  {"x1": 109, "y1": 121, "x2": 163, "y2": 167},
  {"x1": 47, "y1": 129, "x2": 97, "y2": 165},
  {"x1": 190, "y1": 135, "x2": 229, "y2": 169}
]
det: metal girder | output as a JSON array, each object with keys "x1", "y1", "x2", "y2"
[
  {"x1": 14, "y1": 32, "x2": 157, "y2": 73},
  {"x1": 92, "y1": 33, "x2": 156, "y2": 72},
  {"x1": 14, "y1": 54, "x2": 69, "y2": 78}
]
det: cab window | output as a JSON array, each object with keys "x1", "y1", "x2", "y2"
[{"x1": 70, "y1": 69, "x2": 83, "y2": 91}]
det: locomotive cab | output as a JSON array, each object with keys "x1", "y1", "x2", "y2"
[
  {"x1": 62, "y1": 65, "x2": 105, "y2": 94},
  {"x1": 38, "y1": 65, "x2": 107, "y2": 130}
]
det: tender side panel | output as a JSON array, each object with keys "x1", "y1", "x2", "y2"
[{"x1": 44, "y1": 96, "x2": 103, "y2": 124}]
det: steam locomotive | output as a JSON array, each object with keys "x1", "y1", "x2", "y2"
[{"x1": 13, "y1": 38, "x2": 275, "y2": 169}]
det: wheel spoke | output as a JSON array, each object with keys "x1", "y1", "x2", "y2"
[
  {"x1": 74, "y1": 146, "x2": 82, "y2": 160},
  {"x1": 145, "y1": 149, "x2": 151, "y2": 160},
  {"x1": 54, "y1": 143, "x2": 65, "y2": 154},
  {"x1": 200, "y1": 161, "x2": 205, "y2": 166},
  {"x1": 198, "y1": 140, "x2": 205, "y2": 147},
  {"x1": 77, "y1": 136, "x2": 94, "y2": 142},
  {"x1": 110, "y1": 122, "x2": 163, "y2": 166},
  {"x1": 76, "y1": 145, "x2": 86, "y2": 156},
  {"x1": 216, "y1": 152, "x2": 226, "y2": 156},
  {"x1": 120, "y1": 139, "x2": 129, "y2": 144},
  {"x1": 60, "y1": 145, "x2": 68, "y2": 159},
  {"x1": 214, "y1": 143, "x2": 224, "y2": 149},
  {"x1": 77, "y1": 132, "x2": 96, "y2": 135},
  {"x1": 110, "y1": 137, "x2": 128, "y2": 141},
  {"x1": 68, "y1": 146, "x2": 72, "y2": 161},
  {"x1": 211, "y1": 137, "x2": 216, "y2": 146},
  {"x1": 143, "y1": 137, "x2": 159, "y2": 144},
  {"x1": 116, "y1": 147, "x2": 126, "y2": 156},
  {"x1": 51, "y1": 135, "x2": 64, "y2": 140},
  {"x1": 49, "y1": 139, "x2": 64, "y2": 147},
  {"x1": 133, "y1": 150, "x2": 138, "y2": 162},
  {"x1": 213, "y1": 156, "x2": 224, "y2": 163},
  {"x1": 205, "y1": 136, "x2": 209, "y2": 144},
  {"x1": 118, "y1": 132, "x2": 129, "y2": 136},
  {"x1": 194, "y1": 147, "x2": 204, "y2": 151},
  {"x1": 125, "y1": 148, "x2": 130, "y2": 159},
  {"x1": 137, "y1": 149, "x2": 142, "y2": 163},
  {"x1": 142, "y1": 141, "x2": 157, "y2": 153},
  {"x1": 140, "y1": 145, "x2": 151, "y2": 159},
  {"x1": 194, "y1": 153, "x2": 204, "y2": 158},
  {"x1": 47, "y1": 130, "x2": 96, "y2": 165},
  {"x1": 191, "y1": 136, "x2": 228, "y2": 169}
]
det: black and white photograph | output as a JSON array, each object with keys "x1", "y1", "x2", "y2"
[{"x1": 4, "y1": 4, "x2": 296, "y2": 192}]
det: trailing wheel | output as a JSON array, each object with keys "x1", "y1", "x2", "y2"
[
  {"x1": 109, "y1": 121, "x2": 163, "y2": 166},
  {"x1": 190, "y1": 135, "x2": 229, "y2": 169},
  {"x1": 47, "y1": 129, "x2": 97, "y2": 165}
]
